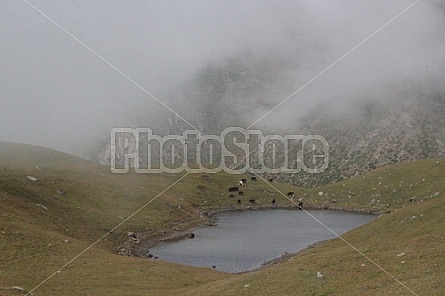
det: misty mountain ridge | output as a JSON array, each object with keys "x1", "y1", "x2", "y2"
[
  {"x1": 96, "y1": 53, "x2": 445, "y2": 187},
  {"x1": 278, "y1": 87, "x2": 445, "y2": 186}
]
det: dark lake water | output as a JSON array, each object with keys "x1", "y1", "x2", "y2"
[{"x1": 149, "y1": 209, "x2": 375, "y2": 273}]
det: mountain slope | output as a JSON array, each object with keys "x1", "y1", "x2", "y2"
[
  {"x1": 282, "y1": 88, "x2": 445, "y2": 187},
  {"x1": 95, "y1": 55, "x2": 445, "y2": 188},
  {"x1": 1, "y1": 143, "x2": 443, "y2": 295},
  {"x1": 0, "y1": 142, "x2": 297, "y2": 295},
  {"x1": 180, "y1": 159, "x2": 445, "y2": 296}
]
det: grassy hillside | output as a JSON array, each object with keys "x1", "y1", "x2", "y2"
[
  {"x1": 0, "y1": 142, "x2": 443, "y2": 295},
  {"x1": 183, "y1": 179, "x2": 445, "y2": 295},
  {"x1": 0, "y1": 142, "x2": 294, "y2": 295}
]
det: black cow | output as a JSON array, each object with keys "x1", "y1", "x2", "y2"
[
  {"x1": 287, "y1": 192, "x2": 295, "y2": 198},
  {"x1": 241, "y1": 178, "x2": 247, "y2": 183},
  {"x1": 237, "y1": 199, "x2": 242, "y2": 204},
  {"x1": 249, "y1": 199, "x2": 256, "y2": 204},
  {"x1": 238, "y1": 191, "x2": 244, "y2": 196},
  {"x1": 229, "y1": 194, "x2": 235, "y2": 198},
  {"x1": 272, "y1": 198, "x2": 276, "y2": 205},
  {"x1": 251, "y1": 177, "x2": 257, "y2": 181},
  {"x1": 228, "y1": 186, "x2": 239, "y2": 192},
  {"x1": 297, "y1": 201, "x2": 303, "y2": 210}
]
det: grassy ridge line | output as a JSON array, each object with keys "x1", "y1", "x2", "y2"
[
  {"x1": 0, "y1": 142, "x2": 443, "y2": 295},
  {"x1": 302, "y1": 158, "x2": 444, "y2": 211}
]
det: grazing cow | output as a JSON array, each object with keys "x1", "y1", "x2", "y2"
[
  {"x1": 251, "y1": 177, "x2": 257, "y2": 181},
  {"x1": 237, "y1": 199, "x2": 242, "y2": 204},
  {"x1": 238, "y1": 191, "x2": 244, "y2": 196},
  {"x1": 249, "y1": 199, "x2": 256, "y2": 204},
  {"x1": 241, "y1": 178, "x2": 247, "y2": 183},
  {"x1": 269, "y1": 178, "x2": 274, "y2": 182},
  {"x1": 127, "y1": 232, "x2": 137, "y2": 239},
  {"x1": 287, "y1": 192, "x2": 295, "y2": 198},
  {"x1": 298, "y1": 201, "x2": 303, "y2": 210},
  {"x1": 272, "y1": 198, "x2": 276, "y2": 205},
  {"x1": 228, "y1": 186, "x2": 239, "y2": 192},
  {"x1": 238, "y1": 180, "x2": 244, "y2": 186},
  {"x1": 229, "y1": 194, "x2": 235, "y2": 198},
  {"x1": 188, "y1": 233, "x2": 195, "y2": 239}
]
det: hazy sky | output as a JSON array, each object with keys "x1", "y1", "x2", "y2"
[{"x1": 1, "y1": 0, "x2": 444, "y2": 156}]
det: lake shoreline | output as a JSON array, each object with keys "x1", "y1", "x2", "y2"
[{"x1": 128, "y1": 203, "x2": 382, "y2": 267}]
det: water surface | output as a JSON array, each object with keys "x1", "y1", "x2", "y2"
[{"x1": 150, "y1": 209, "x2": 375, "y2": 273}]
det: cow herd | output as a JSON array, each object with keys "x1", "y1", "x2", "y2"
[
  {"x1": 227, "y1": 177, "x2": 259, "y2": 206},
  {"x1": 225, "y1": 176, "x2": 303, "y2": 209},
  {"x1": 287, "y1": 191, "x2": 303, "y2": 209}
]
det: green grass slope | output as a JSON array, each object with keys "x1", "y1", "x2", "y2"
[
  {"x1": 0, "y1": 142, "x2": 294, "y2": 295},
  {"x1": 181, "y1": 159, "x2": 445, "y2": 296},
  {"x1": 0, "y1": 142, "x2": 443, "y2": 295}
]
